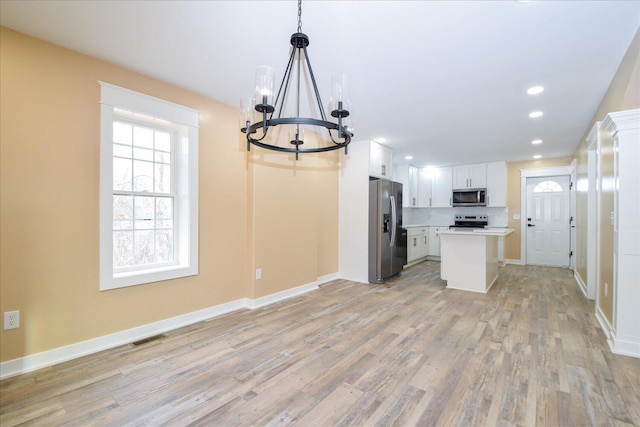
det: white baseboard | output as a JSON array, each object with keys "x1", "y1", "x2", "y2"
[
  {"x1": 0, "y1": 273, "x2": 338, "y2": 380},
  {"x1": 595, "y1": 305, "x2": 615, "y2": 349},
  {"x1": 594, "y1": 301, "x2": 640, "y2": 358},
  {"x1": 504, "y1": 258, "x2": 522, "y2": 265},
  {"x1": 611, "y1": 336, "x2": 640, "y2": 358},
  {"x1": 574, "y1": 271, "x2": 588, "y2": 298}
]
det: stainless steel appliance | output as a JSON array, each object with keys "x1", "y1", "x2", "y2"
[
  {"x1": 450, "y1": 214, "x2": 488, "y2": 230},
  {"x1": 452, "y1": 188, "x2": 487, "y2": 207},
  {"x1": 369, "y1": 180, "x2": 406, "y2": 283}
]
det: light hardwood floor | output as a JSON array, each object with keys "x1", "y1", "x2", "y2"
[{"x1": 1, "y1": 263, "x2": 639, "y2": 426}]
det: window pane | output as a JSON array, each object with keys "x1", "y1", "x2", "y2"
[
  {"x1": 134, "y1": 230, "x2": 155, "y2": 265},
  {"x1": 133, "y1": 147, "x2": 154, "y2": 161},
  {"x1": 156, "y1": 230, "x2": 173, "y2": 263},
  {"x1": 134, "y1": 196, "x2": 155, "y2": 230},
  {"x1": 156, "y1": 197, "x2": 173, "y2": 230},
  {"x1": 133, "y1": 126, "x2": 153, "y2": 148},
  {"x1": 156, "y1": 197, "x2": 173, "y2": 219},
  {"x1": 133, "y1": 160, "x2": 153, "y2": 192},
  {"x1": 155, "y1": 151, "x2": 170, "y2": 164},
  {"x1": 155, "y1": 130, "x2": 171, "y2": 152},
  {"x1": 113, "y1": 195, "x2": 133, "y2": 230},
  {"x1": 113, "y1": 157, "x2": 132, "y2": 191},
  {"x1": 113, "y1": 231, "x2": 133, "y2": 268},
  {"x1": 155, "y1": 163, "x2": 171, "y2": 193},
  {"x1": 113, "y1": 122, "x2": 132, "y2": 145},
  {"x1": 113, "y1": 143, "x2": 132, "y2": 159}
]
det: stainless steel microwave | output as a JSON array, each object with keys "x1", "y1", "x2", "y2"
[{"x1": 452, "y1": 188, "x2": 487, "y2": 207}]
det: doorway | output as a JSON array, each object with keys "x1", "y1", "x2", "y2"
[
  {"x1": 525, "y1": 175, "x2": 571, "y2": 267},
  {"x1": 520, "y1": 165, "x2": 574, "y2": 268}
]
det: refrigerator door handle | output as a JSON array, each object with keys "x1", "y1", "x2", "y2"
[{"x1": 390, "y1": 195, "x2": 397, "y2": 247}]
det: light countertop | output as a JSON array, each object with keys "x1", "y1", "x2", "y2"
[
  {"x1": 439, "y1": 228, "x2": 514, "y2": 236},
  {"x1": 403, "y1": 224, "x2": 449, "y2": 228}
]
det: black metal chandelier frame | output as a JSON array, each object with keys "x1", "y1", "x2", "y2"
[{"x1": 241, "y1": 1, "x2": 353, "y2": 159}]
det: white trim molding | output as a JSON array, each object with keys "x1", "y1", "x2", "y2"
[
  {"x1": 0, "y1": 273, "x2": 340, "y2": 380},
  {"x1": 600, "y1": 109, "x2": 640, "y2": 359}
]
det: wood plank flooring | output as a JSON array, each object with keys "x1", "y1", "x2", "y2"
[{"x1": 1, "y1": 263, "x2": 639, "y2": 426}]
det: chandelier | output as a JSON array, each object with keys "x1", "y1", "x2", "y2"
[{"x1": 240, "y1": 0, "x2": 353, "y2": 160}]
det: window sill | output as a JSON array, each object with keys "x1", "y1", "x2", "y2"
[{"x1": 101, "y1": 264, "x2": 198, "y2": 291}]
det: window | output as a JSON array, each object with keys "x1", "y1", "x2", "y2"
[
  {"x1": 533, "y1": 180, "x2": 563, "y2": 193},
  {"x1": 100, "y1": 82, "x2": 199, "y2": 290}
]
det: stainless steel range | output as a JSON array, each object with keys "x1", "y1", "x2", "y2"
[{"x1": 450, "y1": 215, "x2": 488, "y2": 230}]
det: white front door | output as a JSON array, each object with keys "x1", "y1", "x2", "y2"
[{"x1": 526, "y1": 176, "x2": 571, "y2": 267}]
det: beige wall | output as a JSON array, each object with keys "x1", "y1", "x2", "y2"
[
  {"x1": 0, "y1": 27, "x2": 339, "y2": 363},
  {"x1": 504, "y1": 157, "x2": 573, "y2": 261},
  {"x1": 571, "y1": 28, "x2": 640, "y2": 324}
]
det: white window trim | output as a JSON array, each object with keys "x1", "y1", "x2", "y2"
[{"x1": 99, "y1": 82, "x2": 199, "y2": 291}]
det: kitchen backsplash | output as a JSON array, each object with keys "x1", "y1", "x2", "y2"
[{"x1": 404, "y1": 207, "x2": 509, "y2": 227}]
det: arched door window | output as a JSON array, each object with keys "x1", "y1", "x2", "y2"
[{"x1": 532, "y1": 180, "x2": 563, "y2": 193}]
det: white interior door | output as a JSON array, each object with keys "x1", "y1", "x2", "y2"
[{"x1": 526, "y1": 176, "x2": 571, "y2": 267}]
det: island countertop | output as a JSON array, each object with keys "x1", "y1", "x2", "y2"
[{"x1": 439, "y1": 228, "x2": 514, "y2": 236}]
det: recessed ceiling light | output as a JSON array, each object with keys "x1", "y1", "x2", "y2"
[
  {"x1": 529, "y1": 111, "x2": 544, "y2": 118},
  {"x1": 533, "y1": 154, "x2": 542, "y2": 159},
  {"x1": 527, "y1": 86, "x2": 544, "y2": 95},
  {"x1": 531, "y1": 139, "x2": 543, "y2": 145},
  {"x1": 405, "y1": 155, "x2": 413, "y2": 160}
]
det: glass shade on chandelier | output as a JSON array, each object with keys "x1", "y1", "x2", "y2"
[{"x1": 240, "y1": 1, "x2": 353, "y2": 160}]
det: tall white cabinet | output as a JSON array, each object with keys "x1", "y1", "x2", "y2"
[{"x1": 601, "y1": 109, "x2": 640, "y2": 358}]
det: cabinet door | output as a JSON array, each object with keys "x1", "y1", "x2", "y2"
[
  {"x1": 369, "y1": 142, "x2": 382, "y2": 177},
  {"x1": 453, "y1": 165, "x2": 469, "y2": 189},
  {"x1": 453, "y1": 163, "x2": 487, "y2": 188},
  {"x1": 468, "y1": 163, "x2": 487, "y2": 188},
  {"x1": 395, "y1": 165, "x2": 411, "y2": 207},
  {"x1": 431, "y1": 167, "x2": 452, "y2": 207},
  {"x1": 407, "y1": 235, "x2": 420, "y2": 262},
  {"x1": 417, "y1": 168, "x2": 433, "y2": 207},
  {"x1": 369, "y1": 141, "x2": 392, "y2": 178},
  {"x1": 380, "y1": 146, "x2": 393, "y2": 178},
  {"x1": 419, "y1": 229, "x2": 429, "y2": 258},
  {"x1": 408, "y1": 166, "x2": 418, "y2": 207},
  {"x1": 428, "y1": 227, "x2": 441, "y2": 256},
  {"x1": 486, "y1": 161, "x2": 506, "y2": 207}
]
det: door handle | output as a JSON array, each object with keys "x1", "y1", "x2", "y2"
[{"x1": 527, "y1": 224, "x2": 536, "y2": 227}]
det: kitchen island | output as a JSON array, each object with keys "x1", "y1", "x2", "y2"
[{"x1": 439, "y1": 228, "x2": 514, "y2": 293}]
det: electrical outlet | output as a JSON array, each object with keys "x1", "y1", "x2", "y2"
[
  {"x1": 604, "y1": 283, "x2": 608, "y2": 297},
  {"x1": 255, "y1": 268, "x2": 262, "y2": 280},
  {"x1": 3, "y1": 311, "x2": 20, "y2": 330}
]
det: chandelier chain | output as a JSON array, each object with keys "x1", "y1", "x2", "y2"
[{"x1": 297, "y1": 0, "x2": 302, "y2": 32}]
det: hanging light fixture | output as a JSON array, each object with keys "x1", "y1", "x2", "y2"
[{"x1": 240, "y1": 0, "x2": 353, "y2": 160}]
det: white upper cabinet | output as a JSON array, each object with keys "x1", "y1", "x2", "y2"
[
  {"x1": 394, "y1": 164, "x2": 417, "y2": 207},
  {"x1": 486, "y1": 161, "x2": 507, "y2": 207},
  {"x1": 431, "y1": 166, "x2": 453, "y2": 207},
  {"x1": 370, "y1": 141, "x2": 393, "y2": 179},
  {"x1": 453, "y1": 163, "x2": 487, "y2": 189},
  {"x1": 417, "y1": 168, "x2": 433, "y2": 207}
]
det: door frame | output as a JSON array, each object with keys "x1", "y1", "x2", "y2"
[{"x1": 520, "y1": 164, "x2": 575, "y2": 266}]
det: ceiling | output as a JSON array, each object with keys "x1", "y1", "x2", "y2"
[{"x1": 1, "y1": 0, "x2": 639, "y2": 167}]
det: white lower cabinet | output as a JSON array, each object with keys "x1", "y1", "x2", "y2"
[
  {"x1": 428, "y1": 227, "x2": 443, "y2": 257},
  {"x1": 406, "y1": 227, "x2": 429, "y2": 264}
]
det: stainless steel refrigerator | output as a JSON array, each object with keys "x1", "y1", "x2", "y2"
[{"x1": 368, "y1": 179, "x2": 407, "y2": 283}]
